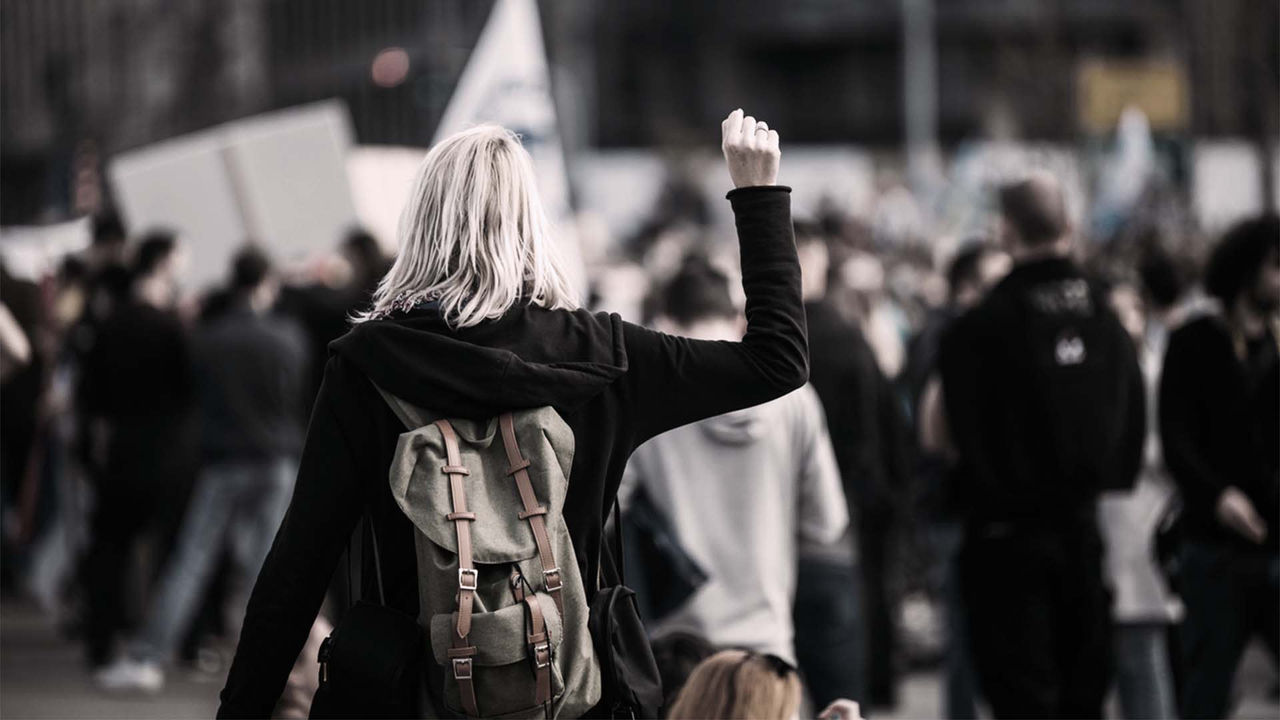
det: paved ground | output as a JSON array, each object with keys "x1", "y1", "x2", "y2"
[{"x1": 1, "y1": 596, "x2": 1276, "y2": 719}]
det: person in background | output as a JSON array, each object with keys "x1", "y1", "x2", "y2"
[
  {"x1": 97, "y1": 246, "x2": 308, "y2": 691},
  {"x1": 80, "y1": 213, "x2": 131, "y2": 334},
  {"x1": 280, "y1": 228, "x2": 389, "y2": 407},
  {"x1": 0, "y1": 264, "x2": 40, "y2": 592},
  {"x1": 911, "y1": 241, "x2": 1010, "y2": 720},
  {"x1": 1160, "y1": 215, "x2": 1279, "y2": 719},
  {"x1": 928, "y1": 172, "x2": 1146, "y2": 718},
  {"x1": 791, "y1": 221, "x2": 867, "y2": 708},
  {"x1": 1100, "y1": 278, "x2": 1181, "y2": 720},
  {"x1": 666, "y1": 649, "x2": 864, "y2": 720},
  {"x1": 620, "y1": 256, "x2": 848, "y2": 666},
  {"x1": 80, "y1": 232, "x2": 197, "y2": 674},
  {"x1": 799, "y1": 221, "x2": 900, "y2": 709},
  {"x1": 904, "y1": 242, "x2": 1011, "y2": 409}
]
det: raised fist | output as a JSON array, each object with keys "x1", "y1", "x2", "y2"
[{"x1": 721, "y1": 108, "x2": 780, "y2": 188}]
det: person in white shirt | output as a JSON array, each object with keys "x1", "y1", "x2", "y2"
[{"x1": 621, "y1": 257, "x2": 849, "y2": 664}]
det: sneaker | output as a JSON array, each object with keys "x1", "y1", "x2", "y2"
[{"x1": 94, "y1": 658, "x2": 165, "y2": 693}]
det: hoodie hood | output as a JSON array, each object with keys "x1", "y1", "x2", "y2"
[
  {"x1": 330, "y1": 304, "x2": 628, "y2": 420},
  {"x1": 699, "y1": 405, "x2": 766, "y2": 445}
]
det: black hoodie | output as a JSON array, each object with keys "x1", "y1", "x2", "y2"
[{"x1": 218, "y1": 186, "x2": 807, "y2": 717}]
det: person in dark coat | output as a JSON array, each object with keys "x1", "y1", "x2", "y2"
[
  {"x1": 216, "y1": 111, "x2": 808, "y2": 718},
  {"x1": 1160, "y1": 215, "x2": 1279, "y2": 719},
  {"x1": 80, "y1": 232, "x2": 197, "y2": 672},
  {"x1": 97, "y1": 246, "x2": 309, "y2": 692},
  {"x1": 929, "y1": 172, "x2": 1146, "y2": 718}
]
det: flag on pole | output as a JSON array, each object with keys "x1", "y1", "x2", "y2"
[{"x1": 434, "y1": 0, "x2": 586, "y2": 295}]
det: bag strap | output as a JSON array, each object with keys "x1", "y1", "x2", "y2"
[
  {"x1": 523, "y1": 594, "x2": 553, "y2": 712},
  {"x1": 599, "y1": 497, "x2": 626, "y2": 589},
  {"x1": 498, "y1": 412, "x2": 565, "y2": 618},
  {"x1": 436, "y1": 418, "x2": 480, "y2": 718}
]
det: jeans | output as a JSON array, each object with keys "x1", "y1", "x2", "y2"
[
  {"x1": 793, "y1": 558, "x2": 866, "y2": 708},
  {"x1": 133, "y1": 457, "x2": 295, "y2": 663},
  {"x1": 1177, "y1": 539, "x2": 1279, "y2": 719},
  {"x1": 859, "y1": 510, "x2": 899, "y2": 707},
  {"x1": 1114, "y1": 622, "x2": 1176, "y2": 719},
  {"x1": 84, "y1": 419, "x2": 196, "y2": 666},
  {"x1": 960, "y1": 522, "x2": 1112, "y2": 719},
  {"x1": 932, "y1": 522, "x2": 979, "y2": 720}
]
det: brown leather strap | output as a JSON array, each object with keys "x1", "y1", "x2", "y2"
[
  {"x1": 448, "y1": 639, "x2": 480, "y2": 717},
  {"x1": 437, "y1": 420, "x2": 477, "y2": 636},
  {"x1": 437, "y1": 419, "x2": 480, "y2": 718},
  {"x1": 510, "y1": 568, "x2": 529, "y2": 603},
  {"x1": 523, "y1": 594, "x2": 552, "y2": 709},
  {"x1": 498, "y1": 413, "x2": 564, "y2": 617}
]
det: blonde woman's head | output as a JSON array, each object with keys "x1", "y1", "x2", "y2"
[
  {"x1": 666, "y1": 650, "x2": 802, "y2": 720},
  {"x1": 358, "y1": 124, "x2": 578, "y2": 327}
]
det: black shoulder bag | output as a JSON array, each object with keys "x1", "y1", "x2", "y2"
[
  {"x1": 310, "y1": 512, "x2": 424, "y2": 719},
  {"x1": 588, "y1": 499, "x2": 664, "y2": 719}
]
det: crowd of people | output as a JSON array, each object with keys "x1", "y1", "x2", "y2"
[{"x1": 0, "y1": 111, "x2": 1276, "y2": 720}]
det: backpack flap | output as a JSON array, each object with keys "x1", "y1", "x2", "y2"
[{"x1": 388, "y1": 412, "x2": 571, "y2": 564}]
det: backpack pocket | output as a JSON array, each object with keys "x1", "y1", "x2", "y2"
[{"x1": 430, "y1": 591, "x2": 565, "y2": 718}]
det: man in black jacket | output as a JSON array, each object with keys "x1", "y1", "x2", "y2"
[
  {"x1": 81, "y1": 233, "x2": 198, "y2": 673},
  {"x1": 797, "y1": 220, "x2": 900, "y2": 708},
  {"x1": 931, "y1": 172, "x2": 1145, "y2": 718},
  {"x1": 1160, "y1": 215, "x2": 1279, "y2": 719},
  {"x1": 97, "y1": 247, "x2": 309, "y2": 692}
]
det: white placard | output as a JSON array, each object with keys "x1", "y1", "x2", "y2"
[
  {"x1": 224, "y1": 101, "x2": 359, "y2": 264},
  {"x1": 0, "y1": 217, "x2": 92, "y2": 282},
  {"x1": 347, "y1": 145, "x2": 429, "y2": 252},
  {"x1": 108, "y1": 129, "x2": 248, "y2": 291},
  {"x1": 1193, "y1": 140, "x2": 1264, "y2": 232},
  {"x1": 108, "y1": 101, "x2": 358, "y2": 291}
]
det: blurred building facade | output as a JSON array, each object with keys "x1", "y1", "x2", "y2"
[{"x1": 2, "y1": 0, "x2": 1276, "y2": 223}]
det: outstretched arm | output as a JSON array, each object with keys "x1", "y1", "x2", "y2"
[{"x1": 625, "y1": 110, "x2": 808, "y2": 444}]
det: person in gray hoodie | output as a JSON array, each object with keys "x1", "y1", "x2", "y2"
[{"x1": 620, "y1": 257, "x2": 849, "y2": 665}]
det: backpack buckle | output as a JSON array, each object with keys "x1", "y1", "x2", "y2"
[
  {"x1": 543, "y1": 567, "x2": 562, "y2": 592},
  {"x1": 458, "y1": 567, "x2": 478, "y2": 592},
  {"x1": 452, "y1": 657, "x2": 473, "y2": 680},
  {"x1": 532, "y1": 641, "x2": 552, "y2": 669}
]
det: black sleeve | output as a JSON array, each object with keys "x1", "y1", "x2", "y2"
[
  {"x1": 622, "y1": 186, "x2": 808, "y2": 445},
  {"x1": 217, "y1": 357, "x2": 368, "y2": 718},
  {"x1": 938, "y1": 311, "x2": 987, "y2": 482},
  {"x1": 1159, "y1": 326, "x2": 1226, "y2": 506},
  {"x1": 838, "y1": 337, "x2": 887, "y2": 509},
  {"x1": 1111, "y1": 331, "x2": 1146, "y2": 491}
]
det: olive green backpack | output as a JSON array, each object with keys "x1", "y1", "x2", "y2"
[{"x1": 376, "y1": 387, "x2": 601, "y2": 718}]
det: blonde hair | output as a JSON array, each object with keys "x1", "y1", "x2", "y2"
[
  {"x1": 666, "y1": 650, "x2": 802, "y2": 720},
  {"x1": 357, "y1": 124, "x2": 578, "y2": 327}
]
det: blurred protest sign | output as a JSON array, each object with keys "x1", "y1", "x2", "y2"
[
  {"x1": 0, "y1": 217, "x2": 92, "y2": 282},
  {"x1": 347, "y1": 146, "x2": 428, "y2": 253},
  {"x1": 224, "y1": 103, "x2": 358, "y2": 266},
  {"x1": 1077, "y1": 59, "x2": 1188, "y2": 135},
  {"x1": 1192, "y1": 140, "x2": 1265, "y2": 231},
  {"x1": 434, "y1": 0, "x2": 585, "y2": 295},
  {"x1": 108, "y1": 101, "x2": 358, "y2": 291}
]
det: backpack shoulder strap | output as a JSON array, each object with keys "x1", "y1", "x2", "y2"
[
  {"x1": 371, "y1": 381, "x2": 429, "y2": 429},
  {"x1": 437, "y1": 418, "x2": 481, "y2": 718},
  {"x1": 498, "y1": 412, "x2": 565, "y2": 618}
]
